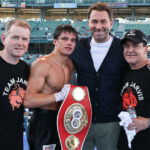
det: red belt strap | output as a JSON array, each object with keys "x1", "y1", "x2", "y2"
[{"x1": 57, "y1": 85, "x2": 92, "y2": 150}]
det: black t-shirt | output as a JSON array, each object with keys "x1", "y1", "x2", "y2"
[
  {"x1": 121, "y1": 65, "x2": 150, "y2": 117},
  {"x1": 119, "y1": 65, "x2": 150, "y2": 150},
  {"x1": 0, "y1": 57, "x2": 30, "y2": 150}
]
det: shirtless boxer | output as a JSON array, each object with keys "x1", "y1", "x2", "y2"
[{"x1": 24, "y1": 24, "x2": 78, "y2": 150}]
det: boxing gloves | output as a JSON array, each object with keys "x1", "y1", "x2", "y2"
[{"x1": 54, "y1": 84, "x2": 70, "y2": 102}]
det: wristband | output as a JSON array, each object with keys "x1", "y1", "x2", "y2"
[{"x1": 54, "y1": 84, "x2": 70, "y2": 102}]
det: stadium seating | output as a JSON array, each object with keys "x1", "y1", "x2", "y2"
[
  {"x1": 30, "y1": 20, "x2": 70, "y2": 42},
  {"x1": 73, "y1": 21, "x2": 91, "y2": 37},
  {"x1": 111, "y1": 20, "x2": 119, "y2": 31},
  {"x1": 0, "y1": 20, "x2": 150, "y2": 42},
  {"x1": 21, "y1": 54, "x2": 44, "y2": 65},
  {"x1": 0, "y1": 22, "x2": 6, "y2": 41},
  {"x1": 27, "y1": 21, "x2": 40, "y2": 31},
  {"x1": 0, "y1": 22, "x2": 6, "y2": 35},
  {"x1": 125, "y1": 23, "x2": 150, "y2": 36}
]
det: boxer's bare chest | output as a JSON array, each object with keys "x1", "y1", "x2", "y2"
[{"x1": 43, "y1": 63, "x2": 71, "y2": 93}]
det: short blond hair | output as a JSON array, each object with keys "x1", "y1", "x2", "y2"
[{"x1": 4, "y1": 19, "x2": 31, "y2": 35}]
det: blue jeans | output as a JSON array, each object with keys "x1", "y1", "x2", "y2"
[{"x1": 83, "y1": 122, "x2": 120, "y2": 150}]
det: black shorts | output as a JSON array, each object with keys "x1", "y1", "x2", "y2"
[{"x1": 27, "y1": 108, "x2": 61, "y2": 150}]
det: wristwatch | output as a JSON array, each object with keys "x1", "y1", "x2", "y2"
[{"x1": 148, "y1": 118, "x2": 150, "y2": 127}]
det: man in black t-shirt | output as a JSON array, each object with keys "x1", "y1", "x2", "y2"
[
  {"x1": 118, "y1": 29, "x2": 150, "y2": 150},
  {"x1": 0, "y1": 19, "x2": 30, "y2": 150}
]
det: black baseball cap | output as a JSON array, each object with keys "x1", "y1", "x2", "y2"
[{"x1": 121, "y1": 29, "x2": 147, "y2": 45}]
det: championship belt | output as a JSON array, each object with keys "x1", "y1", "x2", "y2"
[{"x1": 57, "y1": 85, "x2": 92, "y2": 150}]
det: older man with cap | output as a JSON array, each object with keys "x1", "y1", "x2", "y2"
[{"x1": 118, "y1": 29, "x2": 150, "y2": 150}]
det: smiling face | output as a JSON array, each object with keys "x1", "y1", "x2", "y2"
[
  {"x1": 53, "y1": 31, "x2": 76, "y2": 56},
  {"x1": 123, "y1": 41, "x2": 148, "y2": 69},
  {"x1": 88, "y1": 10, "x2": 113, "y2": 43},
  {"x1": 1, "y1": 24, "x2": 30, "y2": 63}
]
